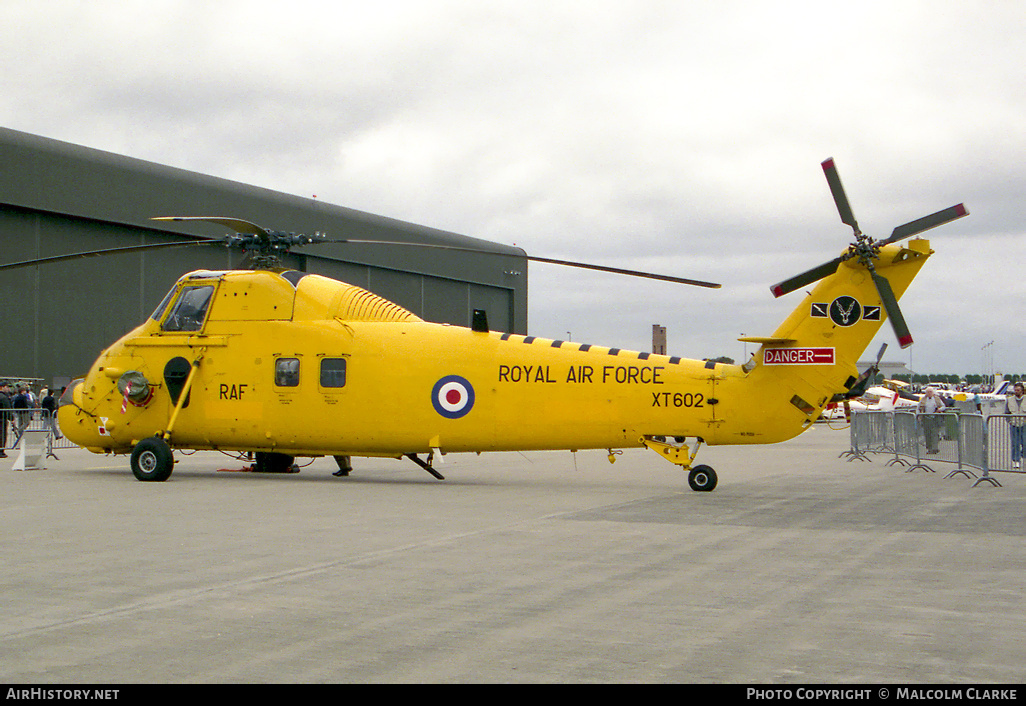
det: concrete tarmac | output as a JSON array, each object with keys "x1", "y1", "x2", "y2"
[{"x1": 1, "y1": 426, "x2": 1023, "y2": 684}]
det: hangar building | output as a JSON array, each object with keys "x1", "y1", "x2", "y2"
[{"x1": 0, "y1": 128, "x2": 528, "y2": 388}]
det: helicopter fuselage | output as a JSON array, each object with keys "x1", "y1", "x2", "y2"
[{"x1": 59, "y1": 238, "x2": 932, "y2": 463}]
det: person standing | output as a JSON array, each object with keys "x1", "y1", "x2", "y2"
[
  {"x1": 40, "y1": 388, "x2": 60, "y2": 439},
  {"x1": 12, "y1": 385, "x2": 32, "y2": 440},
  {"x1": 918, "y1": 386, "x2": 946, "y2": 454},
  {"x1": 0, "y1": 383, "x2": 11, "y2": 458},
  {"x1": 1005, "y1": 382, "x2": 1026, "y2": 469}
]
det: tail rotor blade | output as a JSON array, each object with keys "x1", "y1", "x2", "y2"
[
  {"x1": 879, "y1": 204, "x2": 969, "y2": 246},
  {"x1": 770, "y1": 256, "x2": 844, "y2": 298},
  {"x1": 846, "y1": 342, "x2": 889, "y2": 398},
  {"x1": 874, "y1": 342, "x2": 888, "y2": 366},
  {"x1": 871, "y1": 271, "x2": 913, "y2": 348},
  {"x1": 822, "y1": 158, "x2": 860, "y2": 233}
]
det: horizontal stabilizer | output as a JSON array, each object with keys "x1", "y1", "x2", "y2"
[{"x1": 738, "y1": 336, "x2": 798, "y2": 345}]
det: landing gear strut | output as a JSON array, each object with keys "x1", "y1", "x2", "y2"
[
  {"x1": 405, "y1": 452, "x2": 445, "y2": 480},
  {"x1": 641, "y1": 436, "x2": 718, "y2": 492}
]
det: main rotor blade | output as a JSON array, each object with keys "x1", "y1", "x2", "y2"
[
  {"x1": 324, "y1": 238, "x2": 721, "y2": 288},
  {"x1": 822, "y1": 158, "x2": 860, "y2": 233},
  {"x1": 0, "y1": 240, "x2": 222, "y2": 272},
  {"x1": 525, "y1": 254, "x2": 720, "y2": 288},
  {"x1": 870, "y1": 270, "x2": 913, "y2": 348},
  {"x1": 770, "y1": 255, "x2": 844, "y2": 298},
  {"x1": 878, "y1": 203, "x2": 969, "y2": 246},
  {"x1": 152, "y1": 216, "x2": 269, "y2": 236}
]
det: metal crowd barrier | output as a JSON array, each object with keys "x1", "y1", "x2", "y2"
[
  {"x1": 845, "y1": 409, "x2": 1023, "y2": 487},
  {"x1": 1, "y1": 408, "x2": 75, "y2": 460},
  {"x1": 986, "y1": 414, "x2": 1026, "y2": 476},
  {"x1": 842, "y1": 409, "x2": 894, "y2": 461}
]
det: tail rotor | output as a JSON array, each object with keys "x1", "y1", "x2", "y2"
[{"x1": 770, "y1": 158, "x2": 968, "y2": 349}]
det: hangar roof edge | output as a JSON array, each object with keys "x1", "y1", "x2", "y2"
[{"x1": 0, "y1": 127, "x2": 523, "y2": 261}]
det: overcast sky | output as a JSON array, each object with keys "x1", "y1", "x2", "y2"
[{"x1": 3, "y1": 0, "x2": 1024, "y2": 376}]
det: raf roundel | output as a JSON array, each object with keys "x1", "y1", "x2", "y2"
[{"x1": 431, "y1": 375, "x2": 476, "y2": 419}]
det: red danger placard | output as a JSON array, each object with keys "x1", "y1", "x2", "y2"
[{"x1": 764, "y1": 347, "x2": 835, "y2": 365}]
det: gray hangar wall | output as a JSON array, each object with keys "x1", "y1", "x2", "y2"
[{"x1": 0, "y1": 128, "x2": 528, "y2": 387}]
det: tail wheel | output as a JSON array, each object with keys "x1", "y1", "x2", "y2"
[
  {"x1": 688, "y1": 464, "x2": 717, "y2": 492},
  {"x1": 131, "y1": 437, "x2": 174, "y2": 482}
]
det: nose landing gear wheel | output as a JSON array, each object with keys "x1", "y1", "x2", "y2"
[
  {"x1": 688, "y1": 464, "x2": 717, "y2": 492},
  {"x1": 131, "y1": 437, "x2": 174, "y2": 482}
]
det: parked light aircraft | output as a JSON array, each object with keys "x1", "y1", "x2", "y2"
[
  {"x1": 3, "y1": 159, "x2": 968, "y2": 490},
  {"x1": 820, "y1": 382, "x2": 919, "y2": 421},
  {"x1": 939, "y1": 379, "x2": 1016, "y2": 414}
]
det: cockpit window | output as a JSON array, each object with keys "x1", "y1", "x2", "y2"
[
  {"x1": 162, "y1": 285, "x2": 215, "y2": 332},
  {"x1": 59, "y1": 379, "x2": 83, "y2": 407}
]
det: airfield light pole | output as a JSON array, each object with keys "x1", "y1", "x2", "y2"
[{"x1": 982, "y1": 341, "x2": 994, "y2": 386}]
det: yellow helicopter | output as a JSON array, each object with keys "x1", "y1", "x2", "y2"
[{"x1": 9, "y1": 159, "x2": 968, "y2": 490}]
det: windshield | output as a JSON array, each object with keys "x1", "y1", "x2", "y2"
[
  {"x1": 162, "y1": 285, "x2": 215, "y2": 332},
  {"x1": 59, "y1": 379, "x2": 83, "y2": 407}
]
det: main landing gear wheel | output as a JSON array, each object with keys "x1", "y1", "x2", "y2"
[
  {"x1": 254, "y1": 452, "x2": 297, "y2": 473},
  {"x1": 131, "y1": 436, "x2": 174, "y2": 482},
  {"x1": 688, "y1": 464, "x2": 717, "y2": 492}
]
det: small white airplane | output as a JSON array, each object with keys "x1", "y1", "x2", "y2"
[
  {"x1": 819, "y1": 384, "x2": 916, "y2": 420},
  {"x1": 940, "y1": 380, "x2": 1015, "y2": 411},
  {"x1": 863, "y1": 385, "x2": 919, "y2": 410}
]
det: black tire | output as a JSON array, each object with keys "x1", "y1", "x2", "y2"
[
  {"x1": 688, "y1": 464, "x2": 717, "y2": 492},
  {"x1": 131, "y1": 437, "x2": 174, "y2": 482},
  {"x1": 254, "y1": 452, "x2": 296, "y2": 473}
]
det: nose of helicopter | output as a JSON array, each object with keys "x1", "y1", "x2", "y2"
[{"x1": 57, "y1": 379, "x2": 114, "y2": 452}]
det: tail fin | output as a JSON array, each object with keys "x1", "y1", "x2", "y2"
[
  {"x1": 714, "y1": 239, "x2": 933, "y2": 445},
  {"x1": 708, "y1": 158, "x2": 965, "y2": 445}
]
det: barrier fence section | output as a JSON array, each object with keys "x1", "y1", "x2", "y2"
[
  {"x1": 1, "y1": 408, "x2": 76, "y2": 459},
  {"x1": 986, "y1": 414, "x2": 1026, "y2": 475},
  {"x1": 961, "y1": 414, "x2": 986, "y2": 474},
  {"x1": 847, "y1": 409, "x2": 1022, "y2": 487},
  {"x1": 843, "y1": 409, "x2": 894, "y2": 461},
  {"x1": 890, "y1": 411, "x2": 922, "y2": 469}
]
